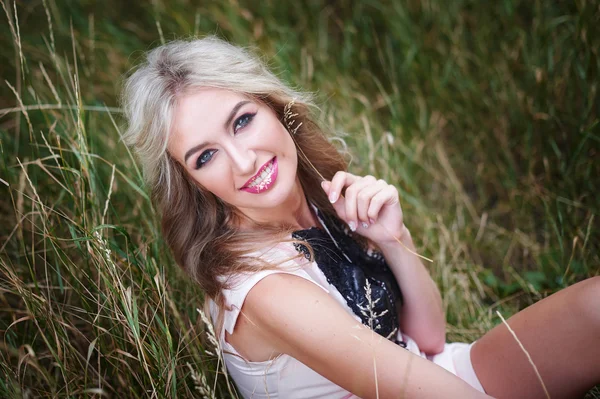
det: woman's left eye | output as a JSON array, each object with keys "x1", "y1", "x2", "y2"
[{"x1": 233, "y1": 112, "x2": 256, "y2": 133}]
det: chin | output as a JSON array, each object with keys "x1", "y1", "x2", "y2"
[{"x1": 250, "y1": 180, "x2": 296, "y2": 208}]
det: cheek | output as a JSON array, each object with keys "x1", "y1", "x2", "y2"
[
  {"x1": 267, "y1": 124, "x2": 295, "y2": 155},
  {"x1": 194, "y1": 169, "x2": 232, "y2": 198},
  {"x1": 284, "y1": 133, "x2": 298, "y2": 162}
]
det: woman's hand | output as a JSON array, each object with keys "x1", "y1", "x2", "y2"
[{"x1": 320, "y1": 172, "x2": 407, "y2": 246}]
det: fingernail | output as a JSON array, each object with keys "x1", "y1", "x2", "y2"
[
  {"x1": 369, "y1": 218, "x2": 375, "y2": 224},
  {"x1": 348, "y1": 221, "x2": 356, "y2": 231},
  {"x1": 362, "y1": 222, "x2": 369, "y2": 229},
  {"x1": 329, "y1": 191, "x2": 337, "y2": 203}
]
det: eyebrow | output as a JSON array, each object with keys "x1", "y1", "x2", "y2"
[{"x1": 183, "y1": 100, "x2": 251, "y2": 164}]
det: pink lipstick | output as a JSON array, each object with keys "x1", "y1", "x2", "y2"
[{"x1": 240, "y1": 157, "x2": 278, "y2": 194}]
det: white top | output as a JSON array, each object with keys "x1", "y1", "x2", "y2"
[
  {"x1": 207, "y1": 205, "x2": 483, "y2": 398},
  {"x1": 208, "y1": 240, "x2": 463, "y2": 399}
]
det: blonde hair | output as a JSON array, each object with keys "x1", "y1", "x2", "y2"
[{"x1": 121, "y1": 36, "x2": 353, "y2": 335}]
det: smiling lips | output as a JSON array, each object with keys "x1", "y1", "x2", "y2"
[{"x1": 240, "y1": 157, "x2": 278, "y2": 194}]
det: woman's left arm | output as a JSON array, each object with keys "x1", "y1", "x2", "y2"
[
  {"x1": 376, "y1": 226, "x2": 446, "y2": 354},
  {"x1": 322, "y1": 172, "x2": 445, "y2": 355}
]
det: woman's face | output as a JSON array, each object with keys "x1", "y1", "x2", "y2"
[{"x1": 168, "y1": 88, "x2": 301, "y2": 222}]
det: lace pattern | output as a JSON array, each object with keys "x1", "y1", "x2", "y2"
[{"x1": 292, "y1": 206, "x2": 407, "y2": 347}]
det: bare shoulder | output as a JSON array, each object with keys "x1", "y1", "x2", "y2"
[
  {"x1": 224, "y1": 276, "x2": 283, "y2": 362},
  {"x1": 225, "y1": 272, "x2": 328, "y2": 362},
  {"x1": 229, "y1": 273, "x2": 491, "y2": 399}
]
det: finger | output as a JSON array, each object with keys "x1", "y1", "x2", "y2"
[
  {"x1": 356, "y1": 181, "x2": 387, "y2": 226},
  {"x1": 329, "y1": 171, "x2": 359, "y2": 203},
  {"x1": 330, "y1": 192, "x2": 347, "y2": 221},
  {"x1": 320, "y1": 180, "x2": 331, "y2": 196},
  {"x1": 328, "y1": 171, "x2": 347, "y2": 203},
  {"x1": 367, "y1": 185, "x2": 399, "y2": 223},
  {"x1": 344, "y1": 175, "x2": 377, "y2": 231}
]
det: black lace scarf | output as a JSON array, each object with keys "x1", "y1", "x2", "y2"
[{"x1": 292, "y1": 205, "x2": 407, "y2": 348}]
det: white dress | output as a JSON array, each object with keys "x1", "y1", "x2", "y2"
[{"x1": 209, "y1": 210, "x2": 486, "y2": 398}]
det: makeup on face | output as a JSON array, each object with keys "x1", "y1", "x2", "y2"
[
  {"x1": 240, "y1": 157, "x2": 278, "y2": 193},
  {"x1": 184, "y1": 107, "x2": 257, "y2": 170},
  {"x1": 168, "y1": 88, "x2": 300, "y2": 224}
]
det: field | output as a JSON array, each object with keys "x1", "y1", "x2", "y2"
[{"x1": 0, "y1": 0, "x2": 598, "y2": 397}]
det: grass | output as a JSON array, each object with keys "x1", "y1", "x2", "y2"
[{"x1": 0, "y1": 0, "x2": 598, "y2": 397}]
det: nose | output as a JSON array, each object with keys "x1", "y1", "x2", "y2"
[{"x1": 226, "y1": 142, "x2": 257, "y2": 177}]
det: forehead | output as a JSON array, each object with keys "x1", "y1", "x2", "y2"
[{"x1": 172, "y1": 88, "x2": 247, "y2": 134}]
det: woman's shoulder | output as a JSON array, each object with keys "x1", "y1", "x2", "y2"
[
  {"x1": 214, "y1": 240, "x2": 331, "y2": 341},
  {"x1": 226, "y1": 271, "x2": 344, "y2": 363},
  {"x1": 222, "y1": 251, "x2": 329, "y2": 363}
]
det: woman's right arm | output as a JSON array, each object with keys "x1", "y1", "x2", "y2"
[{"x1": 240, "y1": 273, "x2": 492, "y2": 399}]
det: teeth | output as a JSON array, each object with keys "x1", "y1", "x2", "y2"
[{"x1": 247, "y1": 160, "x2": 274, "y2": 188}]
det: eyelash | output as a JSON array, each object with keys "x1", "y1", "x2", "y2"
[{"x1": 194, "y1": 112, "x2": 257, "y2": 170}]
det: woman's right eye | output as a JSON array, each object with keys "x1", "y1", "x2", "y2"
[{"x1": 195, "y1": 149, "x2": 216, "y2": 169}]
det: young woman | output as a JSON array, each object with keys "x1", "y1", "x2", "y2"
[{"x1": 122, "y1": 36, "x2": 600, "y2": 399}]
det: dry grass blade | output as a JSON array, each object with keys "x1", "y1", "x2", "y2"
[
  {"x1": 496, "y1": 311, "x2": 551, "y2": 399},
  {"x1": 4, "y1": 80, "x2": 33, "y2": 138}
]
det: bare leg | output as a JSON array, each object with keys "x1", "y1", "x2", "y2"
[{"x1": 470, "y1": 276, "x2": 600, "y2": 399}]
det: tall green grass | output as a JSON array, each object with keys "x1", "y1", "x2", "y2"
[{"x1": 0, "y1": 0, "x2": 598, "y2": 397}]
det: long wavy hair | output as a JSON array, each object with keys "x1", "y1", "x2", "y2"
[{"x1": 121, "y1": 36, "x2": 355, "y2": 334}]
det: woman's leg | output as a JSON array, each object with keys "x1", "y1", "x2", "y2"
[{"x1": 470, "y1": 276, "x2": 600, "y2": 399}]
